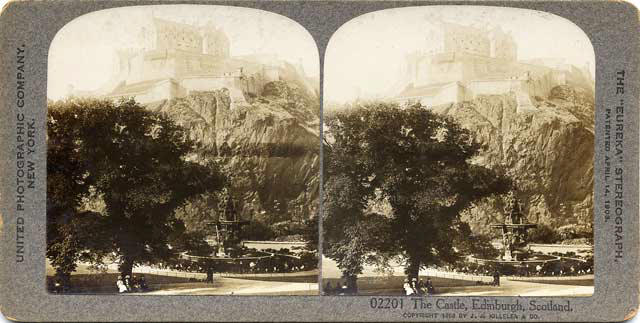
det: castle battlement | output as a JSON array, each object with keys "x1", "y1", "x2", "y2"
[{"x1": 140, "y1": 18, "x2": 230, "y2": 57}]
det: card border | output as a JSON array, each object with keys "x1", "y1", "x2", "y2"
[{"x1": 0, "y1": 0, "x2": 637, "y2": 321}]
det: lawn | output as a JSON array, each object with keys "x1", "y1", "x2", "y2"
[
  {"x1": 225, "y1": 274, "x2": 317, "y2": 283},
  {"x1": 323, "y1": 275, "x2": 481, "y2": 295},
  {"x1": 46, "y1": 273, "x2": 194, "y2": 294},
  {"x1": 46, "y1": 271, "x2": 318, "y2": 294},
  {"x1": 515, "y1": 279, "x2": 594, "y2": 286}
]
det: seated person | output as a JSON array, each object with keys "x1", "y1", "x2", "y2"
[{"x1": 403, "y1": 279, "x2": 414, "y2": 296}]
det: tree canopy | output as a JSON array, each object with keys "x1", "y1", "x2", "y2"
[
  {"x1": 47, "y1": 98, "x2": 225, "y2": 279},
  {"x1": 323, "y1": 102, "x2": 509, "y2": 281}
]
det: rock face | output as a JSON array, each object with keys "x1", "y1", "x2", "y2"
[
  {"x1": 432, "y1": 84, "x2": 594, "y2": 235},
  {"x1": 148, "y1": 85, "x2": 319, "y2": 227}
]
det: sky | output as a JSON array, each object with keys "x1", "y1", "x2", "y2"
[
  {"x1": 324, "y1": 6, "x2": 596, "y2": 104},
  {"x1": 47, "y1": 5, "x2": 319, "y2": 100}
]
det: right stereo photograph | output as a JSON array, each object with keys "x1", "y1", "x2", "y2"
[{"x1": 322, "y1": 6, "x2": 595, "y2": 297}]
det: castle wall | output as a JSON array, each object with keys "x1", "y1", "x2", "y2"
[
  {"x1": 412, "y1": 53, "x2": 521, "y2": 87},
  {"x1": 181, "y1": 76, "x2": 247, "y2": 106},
  {"x1": 467, "y1": 79, "x2": 523, "y2": 96},
  {"x1": 441, "y1": 82, "x2": 466, "y2": 104},
  {"x1": 125, "y1": 50, "x2": 234, "y2": 85},
  {"x1": 415, "y1": 58, "x2": 465, "y2": 86},
  {"x1": 126, "y1": 54, "x2": 147, "y2": 84},
  {"x1": 399, "y1": 82, "x2": 466, "y2": 107},
  {"x1": 524, "y1": 73, "x2": 556, "y2": 99},
  {"x1": 152, "y1": 79, "x2": 186, "y2": 101},
  {"x1": 466, "y1": 74, "x2": 556, "y2": 100},
  {"x1": 264, "y1": 68, "x2": 280, "y2": 83},
  {"x1": 181, "y1": 76, "x2": 237, "y2": 92},
  {"x1": 106, "y1": 79, "x2": 185, "y2": 104},
  {"x1": 119, "y1": 51, "x2": 180, "y2": 84},
  {"x1": 144, "y1": 57, "x2": 177, "y2": 83},
  {"x1": 173, "y1": 52, "x2": 215, "y2": 77}
]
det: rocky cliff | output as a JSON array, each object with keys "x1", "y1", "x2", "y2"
[
  {"x1": 148, "y1": 83, "x2": 320, "y2": 229},
  {"x1": 432, "y1": 85, "x2": 594, "y2": 236}
]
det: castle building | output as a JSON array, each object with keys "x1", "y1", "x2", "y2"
[
  {"x1": 77, "y1": 18, "x2": 307, "y2": 106},
  {"x1": 395, "y1": 21, "x2": 593, "y2": 111}
]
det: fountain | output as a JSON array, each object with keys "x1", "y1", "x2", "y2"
[
  {"x1": 177, "y1": 189, "x2": 313, "y2": 278},
  {"x1": 207, "y1": 188, "x2": 250, "y2": 257},
  {"x1": 181, "y1": 188, "x2": 274, "y2": 272},
  {"x1": 490, "y1": 191, "x2": 537, "y2": 261},
  {"x1": 468, "y1": 191, "x2": 560, "y2": 269}
]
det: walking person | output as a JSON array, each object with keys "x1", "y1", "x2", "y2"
[{"x1": 206, "y1": 267, "x2": 214, "y2": 284}]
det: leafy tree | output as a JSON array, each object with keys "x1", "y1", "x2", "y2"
[
  {"x1": 174, "y1": 192, "x2": 219, "y2": 235},
  {"x1": 301, "y1": 212, "x2": 319, "y2": 251},
  {"x1": 46, "y1": 210, "x2": 109, "y2": 285},
  {"x1": 324, "y1": 102, "x2": 509, "y2": 283},
  {"x1": 323, "y1": 174, "x2": 393, "y2": 291},
  {"x1": 452, "y1": 222, "x2": 500, "y2": 260},
  {"x1": 47, "y1": 98, "x2": 225, "y2": 279},
  {"x1": 527, "y1": 223, "x2": 560, "y2": 243},
  {"x1": 240, "y1": 221, "x2": 276, "y2": 241}
]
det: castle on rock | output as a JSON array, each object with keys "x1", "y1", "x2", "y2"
[
  {"x1": 73, "y1": 17, "x2": 310, "y2": 106},
  {"x1": 394, "y1": 20, "x2": 593, "y2": 111}
]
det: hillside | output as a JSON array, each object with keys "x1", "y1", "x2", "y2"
[
  {"x1": 147, "y1": 82, "x2": 320, "y2": 234},
  {"x1": 432, "y1": 84, "x2": 594, "y2": 237}
]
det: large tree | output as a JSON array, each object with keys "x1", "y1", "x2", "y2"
[
  {"x1": 47, "y1": 98, "x2": 225, "y2": 279},
  {"x1": 323, "y1": 102, "x2": 509, "y2": 282}
]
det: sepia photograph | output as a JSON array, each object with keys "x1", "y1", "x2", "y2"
[
  {"x1": 322, "y1": 6, "x2": 595, "y2": 297},
  {"x1": 46, "y1": 5, "x2": 320, "y2": 295}
]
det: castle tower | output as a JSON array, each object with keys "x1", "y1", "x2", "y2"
[
  {"x1": 441, "y1": 21, "x2": 490, "y2": 56},
  {"x1": 139, "y1": 26, "x2": 155, "y2": 51},
  {"x1": 423, "y1": 22, "x2": 446, "y2": 55},
  {"x1": 152, "y1": 18, "x2": 203, "y2": 53},
  {"x1": 489, "y1": 26, "x2": 517, "y2": 61},
  {"x1": 202, "y1": 22, "x2": 230, "y2": 58}
]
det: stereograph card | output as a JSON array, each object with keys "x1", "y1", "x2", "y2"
[{"x1": 0, "y1": 0, "x2": 637, "y2": 321}]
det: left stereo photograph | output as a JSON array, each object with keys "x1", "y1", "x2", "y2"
[{"x1": 46, "y1": 4, "x2": 320, "y2": 296}]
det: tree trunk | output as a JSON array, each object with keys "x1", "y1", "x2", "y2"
[
  {"x1": 345, "y1": 274, "x2": 358, "y2": 295},
  {"x1": 406, "y1": 257, "x2": 420, "y2": 280},
  {"x1": 55, "y1": 269, "x2": 71, "y2": 290},
  {"x1": 119, "y1": 256, "x2": 134, "y2": 278}
]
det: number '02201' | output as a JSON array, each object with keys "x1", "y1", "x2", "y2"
[{"x1": 370, "y1": 297, "x2": 404, "y2": 309}]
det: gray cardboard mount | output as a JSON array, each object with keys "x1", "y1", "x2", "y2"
[{"x1": 0, "y1": 0, "x2": 638, "y2": 321}]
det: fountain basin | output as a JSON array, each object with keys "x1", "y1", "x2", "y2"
[
  {"x1": 468, "y1": 253, "x2": 561, "y2": 267},
  {"x1": 180, "y1": 250, "x2": 273, "y2": 262}
]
